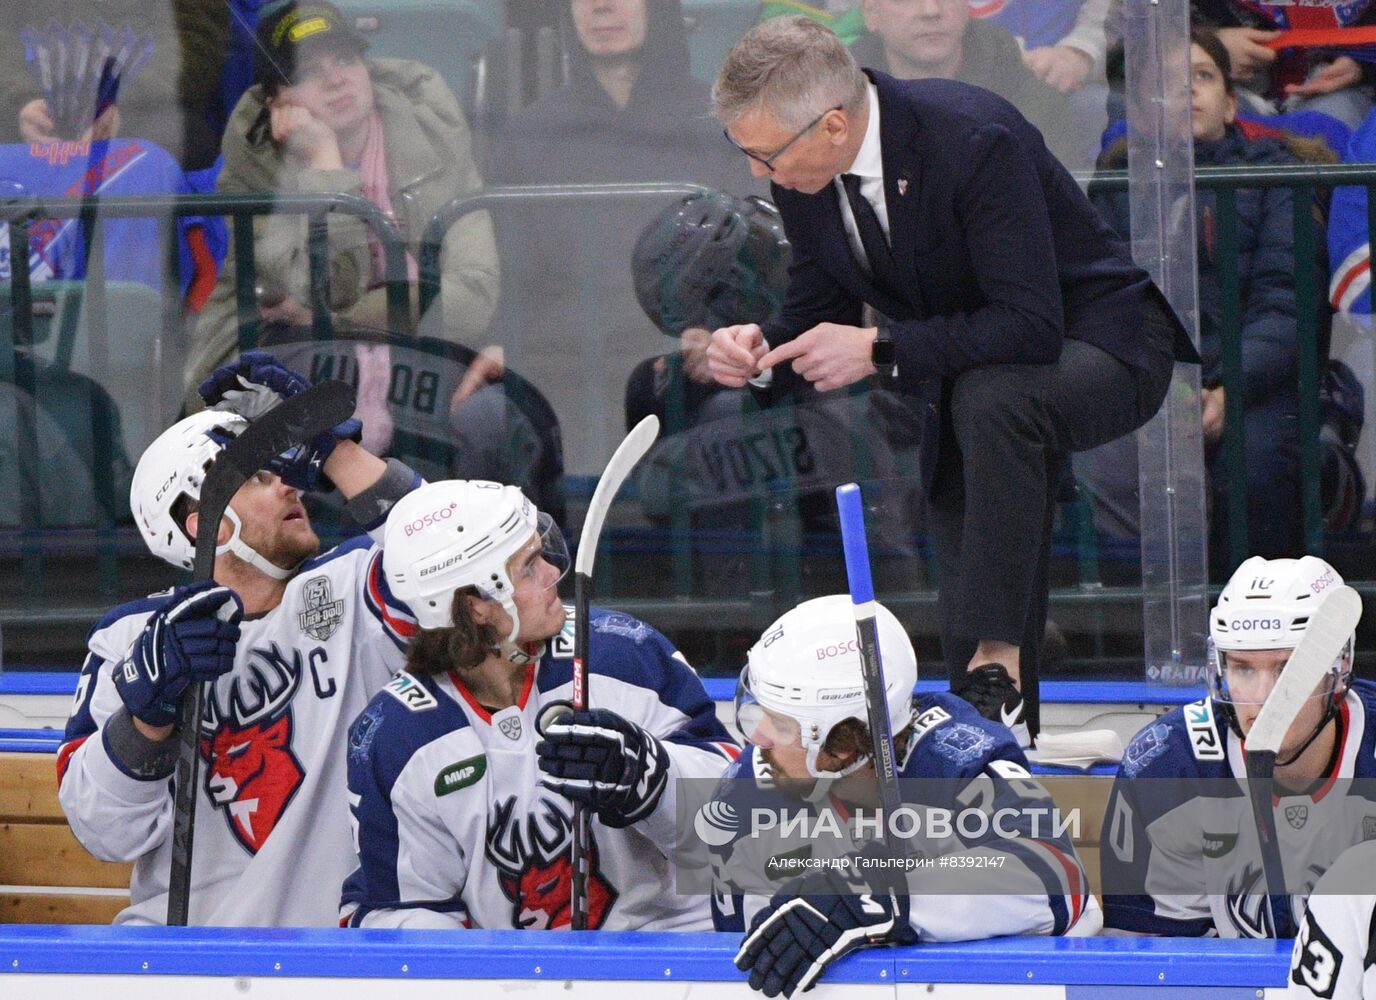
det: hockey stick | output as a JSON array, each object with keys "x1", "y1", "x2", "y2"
[
  {"x1": 569, "y1": 413, "x2": 660, "y2": 930},
  {"x1": 167, "y1": 380, "x2": 357, "y2": 926},
  {"x1": 835, "y1": 483, "x2": 906, "y2": 859},
  {"x1": 1242, "y1": 584, "x2": 1362, "y2": 931}
]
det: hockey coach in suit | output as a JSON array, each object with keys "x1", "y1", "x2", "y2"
[{"x1": 706, "y1": 16, "x2": 1199, "y2": 745}]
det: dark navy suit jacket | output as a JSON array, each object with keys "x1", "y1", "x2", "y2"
[{"x1": 762, "y1": 71, "x2": 1197, "y2": 481}]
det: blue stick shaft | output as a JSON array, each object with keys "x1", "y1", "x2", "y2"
[
  {"x1": 837, "y1": 484, "x2": 875, "y2": 605},
  {"x1": 835, "y1": 483, "x2": 906, "y2": 859}
]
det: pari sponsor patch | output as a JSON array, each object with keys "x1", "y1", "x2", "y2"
[
  {"x1": 908, "y1": 705, "x2": 952, "y2": 748},
  {"x1": 384, "y1": 672, "x2": 437, "y2": 712},
  {"x1": 1185, "y1": 698, "x2": 1225, "y2": 761}
]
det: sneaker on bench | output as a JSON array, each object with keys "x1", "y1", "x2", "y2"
[{"x1": 957, "y1": 663, "x2": 1030, "y2": 749}]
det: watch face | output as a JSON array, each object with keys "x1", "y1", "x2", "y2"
[{"x1": 872, "y1": 338, "x2": 897, "y2": 366}]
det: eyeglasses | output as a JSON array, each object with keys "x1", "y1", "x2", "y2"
[{"x1": 724, "y1": 105, "x2": 842, "y2": 173}]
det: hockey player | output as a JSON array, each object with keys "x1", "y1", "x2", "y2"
[
  {"x1": 1289, "y1": 839, "x2": 1376, "y2": 999},
  {"x1": 709, "y1": 595, "x2": 1098, "y2": 999},
  {"x1": 1101, "y1": 555, "x2": 1370, "y2": 938},
  {"x1": 58, "y1": 352, "x2": 420, "y2": 925},
  {"x1": 340, "y1": 479, "x2": 739, "y2": 930}
]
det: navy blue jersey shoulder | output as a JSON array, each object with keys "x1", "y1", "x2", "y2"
[
  {"x1": 537, "y1": 606, "x2": 706, "y2": 708},
  {"x1": 297, "y1": 532, "x2": 374, "y2": 573},
  {"x1": 1349, "y1": 678, "x2": 1376, "y2": 769},
  {"x1": 348, "y1": 671, "x2": 469, "y2": 789},
  {"x1": 901, "y1": 691, "x2": 1027, "y2": 780},
  {"x1": 85, "y1": 590, "x2": 181, "y2": 643}
]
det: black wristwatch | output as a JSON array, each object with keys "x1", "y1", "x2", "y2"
[{"x1": 872, "y1": 325, "x2": 896, "y2": 380}]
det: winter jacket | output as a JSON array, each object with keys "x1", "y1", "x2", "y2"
[
  {"x1": 0, "y1": 0, "x2": 231, "y2": 171},
  {"x1": 188, "y1": 58, "x2": 499, "y2": 404},
  {"x1": 1094, "y1": 122, "x2": 1337, "y2": 405}
]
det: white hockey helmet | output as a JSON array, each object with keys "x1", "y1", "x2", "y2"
[
  {"x1": 130, "y1": 411, "x2": 293, "y2": 579},
  {"x1": 1208, "y1": 555, "x2": 1354, "y2": 709},
  {"x1": 383, "y1": 480, "x2": 569, "y2": 642},
  {"x1": 735, "y1": 594, "x2": 917, "y2": 779}
]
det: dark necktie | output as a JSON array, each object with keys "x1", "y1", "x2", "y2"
[{"x1": 841, "y1": 173, "x2": 898, "y2": 292}]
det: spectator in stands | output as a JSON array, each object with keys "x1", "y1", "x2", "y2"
[
  {"x1": 188, "y1": 2, "x2": 500, "y2": 418},
  {"x1": 1191, "y1": 0, "x2": 1376, "y2": 129},
  {"x1": 0, "y1": 1, "x2": 230, "y2": 171},
  {"x1": 1082, "y1": 26, "x2": 1336, "y2": 562},
  {"x1": 1101, "y1": 555, "x2": 1369, "y2": 938},
  {"x1": 973, "y1": 0, "x2": 1118, "y2": 96},
  {"x1": 851, "y1": 0, "x2": 1089, "y2": 171},
  {"x1": 489, "y1": 0, "x2": 750, "y2": 474}
]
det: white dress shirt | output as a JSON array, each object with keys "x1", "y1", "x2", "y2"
[{"x1": 836, "y1": 82, "x2": 888, "y2": 273}]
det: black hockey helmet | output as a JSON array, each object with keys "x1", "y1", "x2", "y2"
[{"x1": 632, "y1": 191, "x2": 790, "y2": 336}]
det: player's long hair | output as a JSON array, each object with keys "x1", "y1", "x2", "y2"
[
  {"x1": 404, "y1": 587, "x2": 500, "y2": 677},
  {"x1": 822, "y1": 718, "x2": 912, "y2": 770}
]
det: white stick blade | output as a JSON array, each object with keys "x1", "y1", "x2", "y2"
[
  {"x1": 574, "y1": 415, "x2": 660, "y2": 577},
  {"x1": 1247, "y1": 585, "x2": 1362, "y2": 754}
]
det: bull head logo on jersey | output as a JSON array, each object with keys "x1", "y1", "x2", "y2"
[
  {"x1": 487, "y1": 795, "x2": 617, "y2": 929},
  {"x1": 199, "y1": 644, "x2": 306, "y2": 855}
]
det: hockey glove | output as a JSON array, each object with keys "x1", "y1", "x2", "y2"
[
  {"x1": 536, "y1": 707, "x2": 669, "y2": 828},
  {"x1": 736, "y1": 863, "x2": 915, "y2": 998},
  {"x1": 114, "y1": 582, "x2": 243, "y2": 728},
  {"x1": 199, "y1": 351, "x2": 362, "y2": 491}
]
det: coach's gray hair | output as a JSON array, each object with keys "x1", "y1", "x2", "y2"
[{"x1": 713, "y1": 16, "x2": 868, "y2": 130}]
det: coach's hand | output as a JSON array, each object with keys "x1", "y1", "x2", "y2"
[
  {"x1": 536, "y1": 706, "x2": 669, "y2": 828},
  {"x1": 115, "y1": 583, "x2": 243, "y2": 731},
  {"x1": 756, "y1": 324, "x2": 880, "y2": 393},
  {"x1": 707, "y1": 324, "x2": 770, "y2": 387}
]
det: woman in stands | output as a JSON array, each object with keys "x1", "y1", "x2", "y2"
[{"x1": 188, "y1": 2, "x2": 501, "y2": 423}]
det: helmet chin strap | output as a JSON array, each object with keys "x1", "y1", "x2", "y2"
[
  {"x1": 215, "y1": 508, "x2": 295, "y2": 581},
  {"x1": 1275, "y1": 681, "x2": 1344, "y2": 768}
]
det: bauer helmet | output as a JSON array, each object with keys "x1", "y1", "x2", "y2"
[
  {"x1": 632, "y1": 191, "x2": 790, "y2": 336},
  {"x1": 130, "y1": 411, "x2": 295, "y2": 579},
  {"x1": 383, "y1": 479, "x2": 569, "y2": 642},
  {"x1": 1208, "y1": 555, "x2": 1355, "y2": 743},
  {"x1": 735, "y1": 594, "x2": 917, "y2": 780}
]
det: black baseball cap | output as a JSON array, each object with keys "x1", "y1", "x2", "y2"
[{"x1": 254, "y1": 1, "x2": 369, "y2": 88}]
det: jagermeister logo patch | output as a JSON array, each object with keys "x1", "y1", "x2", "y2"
[{"x1": 435, "y1": 755, "x2": 487, "y2": 796}]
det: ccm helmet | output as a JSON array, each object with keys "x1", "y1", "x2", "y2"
[
  {"x1": 383, "y1": 480, "x2": 569, "y2": 642},
  {"x1": 736, "y1": 594, "x2": 917, "y2": 780},
  {"x1": 1208, "y1": 555, "x2": 1354, "y2": 743},
  {"x1": 632, "y1": 191, "x2": 790, "y2": 336},
  {"x1": 130, "y1": 411, "x2": 293, "y2": 579}
]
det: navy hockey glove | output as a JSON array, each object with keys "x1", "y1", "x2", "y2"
[
  {"x1": 199, "y1": 351, "x2": 362, "y2": 491},
  {"x1": 536, "y1": 706, "x2": 669, "y2": 828},
  {"x1": 736, "y1": 863, "x2": 915, "y2": 998},
  {"x1": 114, "y1": 583, "x2": 243, "y2": 728}
]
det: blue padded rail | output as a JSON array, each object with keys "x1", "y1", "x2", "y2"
[
  {"x1": 700, "y1": 677, "x2": 1206, "y2": 706},
  {"x1": 0, "y1": 926, "x2": 1293, "y2": 987}
]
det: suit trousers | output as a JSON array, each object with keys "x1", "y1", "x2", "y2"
[{"x1": 930, "y1": 299, "x2": 1179, "y2": 736}]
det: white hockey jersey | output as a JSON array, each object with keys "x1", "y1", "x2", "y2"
[
  {"x1": 707, "y1": 692, "x2": 1101, "y2": 941},
  {"x1": 58, "y1": 533, "x2": 415, "y2": 926},
  {"x1": 1101, "y1": 681, "x2": 1376, "y2": 939},
  {"x1": 1291, "y1": 839, "x2": 1376, "y2": 1000},
  {"x1": 341, "y1": 607, "x2": 739, "y2": 931}
]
